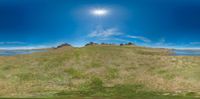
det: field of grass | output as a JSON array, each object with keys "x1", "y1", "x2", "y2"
[{"x1": 0, "y1": 45, "x2": 199, "y2": 98}]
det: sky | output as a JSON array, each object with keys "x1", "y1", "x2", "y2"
[{"x1": 0, "y1": 0, "x2": 200, "y2": 49}]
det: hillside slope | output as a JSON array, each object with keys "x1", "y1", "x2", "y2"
[{"x1": 0, "y1": 45, "x2": 199, "y2": 98}]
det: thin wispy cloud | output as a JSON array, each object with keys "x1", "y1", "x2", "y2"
[
  {"x1": 148, "y1": 38, "x2": 200, "y2": 49},
  {"x1": 0, "y1": 42, "x2": 67, "y2": 50},
  {"x1": 0, "y1": 41, "x2": 26, "y2": 45},
  {"x1": 152, "y1": 38, "x2": 174, "y2": 47},
  {"x1": 112, "y1": 38, "x2": 132, "y2": 42},
  {"x1": 0, "y1": 46, "x2": 49, "y2": 50},
  {"x1": 88, "y1": 27, "x2": 152, "y2": 44},
  {"x1": 127, "y1": 35, "x2": 151, "y2": 43},
  {"x1": 190, "y1": 42, "x2": 200, "y2": 45},
  {"x1": 155, "y1": 38, "x2": 166, "y2": 46},
  {"x1": 88, "y1": 27, "x2": 123, "y2": 38}
]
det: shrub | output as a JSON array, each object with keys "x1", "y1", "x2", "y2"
[
  {"x1": 85, "y1": 42, "x2": 98, "y2": 46},
  {"x1": 56, "y1": 43, "x2": 71, "y2": 48}
]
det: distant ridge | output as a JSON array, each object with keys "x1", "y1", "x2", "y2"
[{"x1": 55, "y1": 43, "x2": 72, "y2": 49}]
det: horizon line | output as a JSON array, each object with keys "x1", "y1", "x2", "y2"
[{"x1": 0, "y1": 43, "x2": 200, "y2": 50}]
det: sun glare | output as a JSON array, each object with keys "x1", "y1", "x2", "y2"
[{"x1": 91, "y1": 9, "x2": 109, "y2": 16}]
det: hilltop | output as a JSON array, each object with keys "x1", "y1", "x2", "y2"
[{"x1": 0, "y1": 45, "x2": 199, "y2": 98}]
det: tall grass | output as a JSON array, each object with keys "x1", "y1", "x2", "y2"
[{"x1": 0, "y1": 45, "x2": 199, "y2": 98}]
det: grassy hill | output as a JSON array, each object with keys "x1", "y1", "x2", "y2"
[{"x1": 0, "y1": 45, "x2": 199, "y2": 98}]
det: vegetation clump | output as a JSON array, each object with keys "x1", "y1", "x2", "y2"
[
  {"x1": 55, "y1": 43, "x2": 71, "y2": 49},
  {"x1": 85, "y1": 42, "x2": 98, "y2": 46},
  {"x1": 120, "y1": 42, "x2": 135, "y2": 46}
]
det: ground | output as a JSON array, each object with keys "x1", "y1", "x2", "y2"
[{"x1": 0, "y1": 45, "x2": 199, "y2": 98}]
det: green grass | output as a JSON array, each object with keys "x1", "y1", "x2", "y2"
[
  {"x1": 106, "y1": 67, "x2": 119, "y2": 79},
  {"x1": 64, "y1": 68, "x2": 84, "y2": 79},
  {"x1": 54, "y1": 77, "x2": 196, "y2": 99},
  {"x1": 0, "y1": 45, "x2": 199, "y2": 98}
]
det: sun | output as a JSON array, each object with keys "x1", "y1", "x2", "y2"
[{"x1": 91, "y1": 8, "x2": 109, "y2": 16}]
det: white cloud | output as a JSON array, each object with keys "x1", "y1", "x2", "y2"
[
  {"x1": 88, "y1": 27, "x2": 151, "y2": 44},
  {"x1": 0, "y1": 43, "x2": 61, "y2": 50},
  {"x1": 153, "y1": 38, "x2": 174, "y2": 47},
  {"x1": 0, "y1": 41, "x2": 26, "y2": 45},
  {"x1": 88, "y1": 28, "x2": 123, "y2": 38},
  {"x1": 0, "y1": 46, "x2": 49, "y2": 50},
  {"x1": 0, "y1": 42, "x2": 64, "y2": 50},
  {"x1": 155, "y1": 38, "x2": 166, "y2": 46},
  {"x1": 112, "y1": 38, "x2": 132, "y2": 42},
  {"x1": 190, "y1": 42, "x2": 200, "y2": 45},
  {"x1": 127, "y1": 35, "x2": 151, "y2": 43}
]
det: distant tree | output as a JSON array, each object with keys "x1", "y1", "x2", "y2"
[
  {"x1": 101, "y1": 43, "x2": 105, "y2": 45},
  {"x1": 120, "y1": 43, "x2": 124, "y2": 46},
  {"x1": 85, "y1": 42, "x2": 93, "y2": 46},
  {"x1": 127, "y1": 42, "x2": 134, "y2": 45},
  {"x1": 56, "y1": 43, "x2": 71, "y2": 48},
  {"x1": 85, "y1": 42, "x2": 98, "y2": 46}
]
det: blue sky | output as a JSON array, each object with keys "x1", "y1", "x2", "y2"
[{"x1": 0, "y1": 0, "x2": 200, "y2": 49}]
